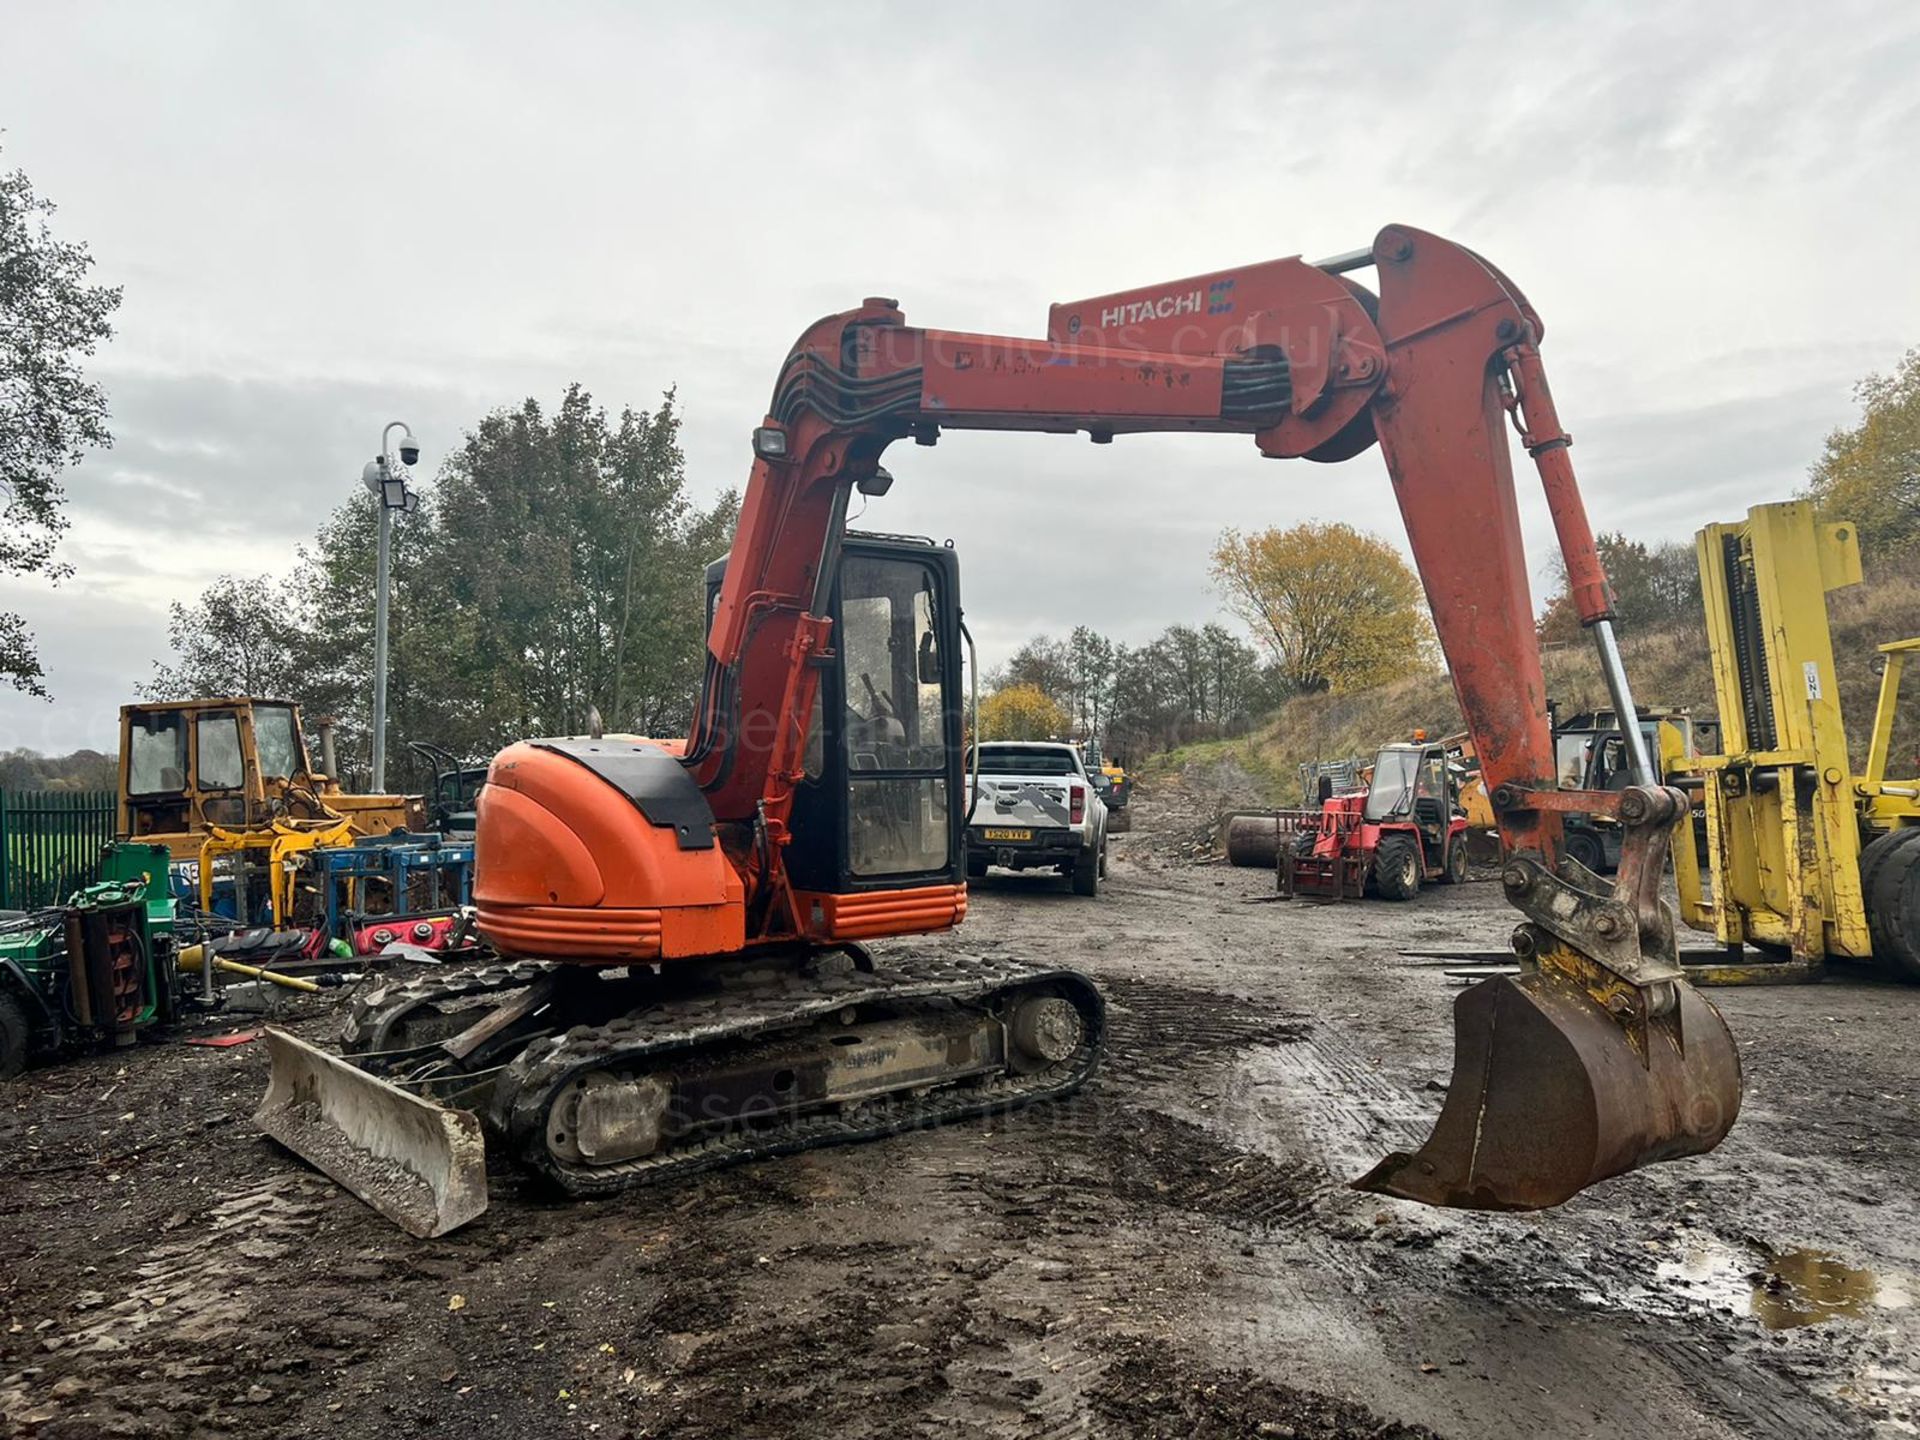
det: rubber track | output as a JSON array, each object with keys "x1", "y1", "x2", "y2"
[
  {"x1": 490, "y1": 953, "x2": 1106, "y2": 1197},
  {"x1": 340, "y1": 961, "x2": 558, "y2": 1056}
]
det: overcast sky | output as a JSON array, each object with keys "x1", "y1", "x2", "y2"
[{"x1": 2, "y1": 0, "x2": 1915, "y2": 753}]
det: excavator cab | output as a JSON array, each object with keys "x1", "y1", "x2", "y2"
[{"x1": 706, "y1": 532, "x2": 966, "y2": 896}]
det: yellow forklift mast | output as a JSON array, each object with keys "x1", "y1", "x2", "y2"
[{"x1": 1676, "y1": 501, "x2": 1919, "y2": 980}]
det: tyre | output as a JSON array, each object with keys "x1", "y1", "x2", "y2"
[
  {"x1": 0, "y1": 989, "x2": 32, "y2": 1081},
  {"x1": 1098, "y1": 842, "x2": 1109, "y2": 879},
  {"x1": 1072, "y1": 845, "x2": 1100, "y2": 897},
  {"x1": 1373, "y1": 834, "x2": 1421, "y2": 901},
  {"x1": 1861, "y1": 828, "x2": 1920, "y2": 961},
  {"x1": 1440, "y1": 835, "x2": 1469, "y2": 885},
  {"x1": 965, "y1": 850, "x2": 988, "y2": 881},
  {"x1": 1564, "y1": 826, "x2": 1607, "y2": 875},
  {"x1": 1867, "y1": 834, "x2": 1920, "y2": 982}
]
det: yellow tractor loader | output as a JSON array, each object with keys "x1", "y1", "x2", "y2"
[
  {"x1": 119, "y1": 697, "x2": 424, "y2": 859},
  {"x1": 1673, "y1": 502, "x2": 1920, "y2": 981},
  {"x1": 120, "y1": 698, "x2": 427, "y2": 926}
]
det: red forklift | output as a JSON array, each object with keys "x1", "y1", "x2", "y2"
[{"x1": 1279, "y1": 738, "x2": 1471, "y2": 900}]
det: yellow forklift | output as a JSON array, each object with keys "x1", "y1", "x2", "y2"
[
  {"x1": 1673, "y1": 502, "x2": 1919, "y2": 982},
  {"x1": 1415, "y1": 502, "x2": 1916, "y2": 989}
]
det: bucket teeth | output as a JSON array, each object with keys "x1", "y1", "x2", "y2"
[
  {"x1": 254, "y1": 1027, "x2": 489, "y2": 1238},
  {"x1": 1353, "y1": 967, "x2": 1742, "y2": 1210}
]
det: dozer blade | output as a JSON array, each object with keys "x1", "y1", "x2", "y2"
[
  {"x1": 255, "y1": 1027, "x2": 489, "y2": 1238},
  {"x1": 1353, "y1": 965, "x2": 1742, "y2": 1210}
]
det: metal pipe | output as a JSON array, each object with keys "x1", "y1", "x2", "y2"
[
  {"x1": 221, "y1": 957, "x2": 319, "y2": 994},
  {"x1": 199, "y1": 920, "x2": 216, "y2": 1003},
  {"x1": 372, "y1": 501, "x2": 392, "y2": 792},
  {"x1": 1862, "y1": 782, "x2": 1920, "y2": 800},
  {"x1": 178, "y1": 945, "x2": 322, "y2": 993},
  {"x1": 1590, "y1": 619, "x2": 1657, "y2": 786},
  {"x1": 317, "y1": 716, "x2": 339, "y2": 782}
]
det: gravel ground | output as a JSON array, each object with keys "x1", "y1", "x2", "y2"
[{"x1": 3, "y1": 764, "x2": 1917, "y2": 1439}]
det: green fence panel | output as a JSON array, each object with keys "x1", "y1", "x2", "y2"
[{"x1": 0, "y1": 789, "x2": 118, "y2": 911}]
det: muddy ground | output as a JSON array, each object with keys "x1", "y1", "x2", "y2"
[{"x1": 4, "y1": 763, "x2": 1918, "y2": 1439}]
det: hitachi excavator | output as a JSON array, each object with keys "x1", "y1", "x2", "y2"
[{"x1": 259, "y1": 225, "x2": 1742, "y2": 1236}]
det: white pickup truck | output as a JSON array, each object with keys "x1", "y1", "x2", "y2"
[{"x1": 964, "y1": 741, "x2": 1109, "y2": 896}]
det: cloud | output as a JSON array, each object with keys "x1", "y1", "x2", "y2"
[
  {"x1": 0, "y1": 580, "x2": 166, "y2": 754},
  {"x1": 78, "y1": 368, "x2": 487, "y2": 547},
  {"x1": 0, "y1": 0, "x2": 1913, "y2": 753},
  {"x1": 0, "y1": 368, "x2": 489, "y2": 749}
]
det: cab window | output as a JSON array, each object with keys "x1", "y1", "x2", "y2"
[
  {"x1": 1363, "y1": 749, "x2": 1420, "y2": 821},
  {"x1": 128, "y1": 713, "x2": 188, "y2": 795},
  {"x1": 198, "y1": 715, "x2": 245, "y2": 791},
  {"x1": 253, "y1": 704, "x2": 304, "y2": 779},
  {"x1": 839, "y1": 555, "x2": 951, "y2": 877},
  {"x1": 1555, "y1": 733, "x2": 1590, "y2": 789},
  {"x1": 839, "y1": 562, "x2": 946, "y2": 774}
]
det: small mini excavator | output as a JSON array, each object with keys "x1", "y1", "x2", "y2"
[{"x1": 259, "y1": 226, "x2": 1742, "y2": 1236}]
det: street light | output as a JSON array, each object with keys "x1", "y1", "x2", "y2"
[{"x1": 363, "y1": 420, "x2": 423, "y2": 792}]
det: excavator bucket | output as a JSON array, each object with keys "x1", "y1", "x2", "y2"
[
  {"x1": 1353, "y1": 964, "x2": 1742, "y2": 1210},
  {"x1": 255, "y1": 1028, "x2": 489, "y2": 1238}
]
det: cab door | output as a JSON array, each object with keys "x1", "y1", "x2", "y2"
[
  {"x1": 1411, "y1": 748, "x2": 1451, "y2": 863},
  {"x1": 121, "y1": 708, "x2": 192, "y2": 839},
  {"x1": 785, "y1": 539, "x2": 964, "y2": 893}
]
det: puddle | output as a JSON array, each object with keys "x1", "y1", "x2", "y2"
[{"x1": 1658, "y1": 1238, "x2": 1914, "y2": 1330}]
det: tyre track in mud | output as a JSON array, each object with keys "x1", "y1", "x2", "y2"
[
  {"x1": 1098, "y1": 961, "x2": 1873, "y2": 1439},
  {"x1": 972, "y1": 776, "x2": 1888, "y2": 1439},
  {"x1": 598, "y1": 965, "x2": 1397, "y2": 1437},
  {"x1": 1, "y1": 1172, "x2": 413, "y2": 1436}
]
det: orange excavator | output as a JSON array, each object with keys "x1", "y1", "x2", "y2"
[{"x1": 259, "y1": 225, "x2": 1742, "y2": 1236}]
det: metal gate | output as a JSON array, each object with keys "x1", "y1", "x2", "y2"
[{"x1": 0, "y1": 789, "x2": 116, "y2": 911}]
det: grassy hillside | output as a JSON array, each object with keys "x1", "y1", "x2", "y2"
[{"x1": 1142, "y1": 560, "x2": 1920, "y2": 809}]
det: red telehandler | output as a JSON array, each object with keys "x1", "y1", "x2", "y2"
[
  {"x1": 259, "y1": 225, "x2": 1742, "y2": 1235},
  {"x1": 1281, "y1": 738, "x2": 1474, "y2": 900}
]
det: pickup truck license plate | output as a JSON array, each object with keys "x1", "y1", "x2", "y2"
[{"x1": 981, "y1": 828, "x2": 1032, "y2": 842}]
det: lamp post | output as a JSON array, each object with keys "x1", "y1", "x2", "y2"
[{"x1": 361, "y1": 421, "x2": 423, "y2": 793}]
